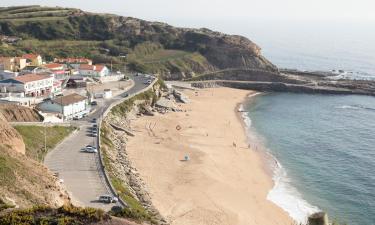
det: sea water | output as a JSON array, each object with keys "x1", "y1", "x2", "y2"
[{"x1": 243, "y1": 93, "x2": 375, "y2": 225}]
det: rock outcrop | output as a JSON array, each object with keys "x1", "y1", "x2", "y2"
[{"x1": 0, "y1": 104, "x2": 43, "y2": 122}]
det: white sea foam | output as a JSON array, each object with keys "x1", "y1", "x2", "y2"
[
  {"x1": 267, "y1": 157, "x2": 320, "y2": 224},
  {"x1": 240, "y1": 104, "x2": 320, "y2": 224},
  {"x1": 336, "y1": 105, "x2": 375, "y2": 111}
]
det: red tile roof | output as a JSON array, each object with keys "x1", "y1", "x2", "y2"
[
  {"x1": 22, "y1": 54, "x2": 41, "y2": 60},
  {"x1": 13, "y1": 74, "x2": 51, "y2": 84},
  {"x1": 55, "y1": 58, "x2": 92, "y2": 64},
  {"x1": 79, "y1": 64, "x2": 105, "y2": 72},
  {"x1": 43, "y1": 63, "x2": 64, "y2": 69}
]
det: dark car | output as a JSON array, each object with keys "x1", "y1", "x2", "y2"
[
  {"x1": 91, "y1": 101, "x2": 98, "y2": 106},
  {"x1": 92, "y1": 118, "x2": 97, "y2": 123}
]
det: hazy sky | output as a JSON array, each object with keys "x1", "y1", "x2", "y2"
[{"x1": 1, "y1": 0, "x2": 375, "y2": 25}]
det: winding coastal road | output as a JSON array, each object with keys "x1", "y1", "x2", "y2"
[{"x1": 44, "y1": 75, "x2": 150, "y2": 210}]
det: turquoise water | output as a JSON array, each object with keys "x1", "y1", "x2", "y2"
[{"x1": 244, "y1": 93, "x2": 375, "y2": 225}]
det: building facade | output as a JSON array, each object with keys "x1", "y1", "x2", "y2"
[
  {"x1": 0, "y1": 74, "x2": 54, "y2": 97},
  {"x1": 0, "y1": 57, "x2": 27, "y2": 72},
  {"x1": 39, "y1": 93, "x2": 88, "y2": 120},
  {"x1": 79, "y1": 64, "x2": 110, "y2": 77},
  {"x1": 22, "y1": 54, "x2": 43, "y2": 66}
]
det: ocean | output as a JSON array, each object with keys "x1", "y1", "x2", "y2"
[
  {"x1": 243, "y1": 94, "x2": 375, "y2": 225},
  {"x1": 233, "y1": 20, "x2": 375, "y2": 225}
]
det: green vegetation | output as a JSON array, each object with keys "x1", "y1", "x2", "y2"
[
  {"x1": 0, "y1": 198, "x2": 14, "y2": 211},
  {"x1": 127, "y1": 42, "x2": 211, "y2": 76},
  {"x1": 111, "y1": 89, "x2": 158, "y2": 116},
  {"x1": 98, "y1": 89, "x2": 163, "y2": 223},
  {"x1": 100, "y1": 126, "x2": 155, "y2": 224},
  {"x1": 110, "y1": 177, "x2": 155, "y2": 223},
  {"x1": 0, "y1": 6, "x2": 217, "y2": 76},
  {"x1": 0, "y1": 204, "x2": 109, "y2": 225},
  {"x1": 14, "y1": 125, "x2": 76, "y2": 162}
]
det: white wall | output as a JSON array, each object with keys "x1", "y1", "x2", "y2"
[{"x1": 39, "y1": 99, "x2": 88, "y2": 120}]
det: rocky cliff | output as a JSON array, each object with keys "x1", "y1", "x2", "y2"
[{"x1": 0, "y1": 104, "x2": 43, "y2": 122}]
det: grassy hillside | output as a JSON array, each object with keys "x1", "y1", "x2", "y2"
[
  {"x1": 14, "y1": 125, "x2": 76, "y2": 162},
  {"x1": 0, "y1": 145, "x2": 68, "y2": 208},
  {"x1": 0, "y1": 5, "x2": 277, "y2": 79}
]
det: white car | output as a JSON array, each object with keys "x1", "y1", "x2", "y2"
[
  {"x1": 82, "y1": 145, "x2": 97, "y2": 153},
  {"x1": 98, "y1": 195, "x2": 118, "y2": 203}
]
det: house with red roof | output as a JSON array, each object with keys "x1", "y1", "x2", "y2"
[
  {"x1": 22, "y1": 54, "x2": 43, "y2": 66},
  {"x1": 42, "y1": 63, "x2": 70, "y2": 77},
  {"x1": 0, "y1": 73, "x2": 54, "y2": 97},
  {"x1": 79, "y1": 64, "x2": 109, "y2": 77}
]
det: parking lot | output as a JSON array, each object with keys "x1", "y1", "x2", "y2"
[{"x1": 44, "y1": 74, "x2": 152, "y2": 210}]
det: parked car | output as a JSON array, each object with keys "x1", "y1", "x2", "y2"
[
  {"x1": 92, "y1": 118, "x2": 97, "y2": 123},
  {"x1": 73, "y1": 115, "x2": 82, "y2": 120},
  {"x1": 91, "y1": 101, "x2": 98, "y2": 106},
  {"x1": 82, "y1": 145, "x2": 97, "y2": 153},
  {"x1": 124, "y1": 93, "x2": 129, "y2": 97},
  {"x1": 98, "y1": 195, "x2": 118, "y2": 203}
]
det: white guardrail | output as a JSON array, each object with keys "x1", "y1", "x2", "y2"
[{"x1": 97, "y1": 78, "x2": 158, "y2": 208}]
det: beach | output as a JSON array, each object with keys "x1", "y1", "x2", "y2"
[{"x1": 126, "y1": 87, "x2": 293, "y2": 225}]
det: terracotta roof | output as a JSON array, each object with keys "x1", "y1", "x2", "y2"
[
  {"x1": 55, "y1": 58, "x2": 92, "y2": 64},
  {"x1": 22, "y1": 54, "x2": 40, "y2": 60},
  {"x1": 43, "y1": 63, "x2": 64, "y2": 69},
  {"x1": 52, "y1": 93, "x2": 87, "y2": 106},
  {"x1": 13, "y1": 74, "x2": 51, "y2": 84},
  {"x1": 79, "y1": 64, "x2": 106, "y2": 72}
]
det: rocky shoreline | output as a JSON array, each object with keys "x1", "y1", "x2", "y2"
[
  {"x1": 99, "y1": 83, "x2": 177, "y2": 225},
  {"x1": 102, "y1": 114, "x2": 167, "y2": 225},
  {"x1": 188, "y1": 68, "x2": 375, "y2": 96}
]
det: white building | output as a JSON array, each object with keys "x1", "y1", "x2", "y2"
[
  {"x1": 79, "y1": 64, "x2": 110, "y2": 77},
  {"x1": 38, "y1": 93, "x2": 88, "y2": 120},
  {"x1": 0, "y1": 74, "x2": 54, "y2": 97}
]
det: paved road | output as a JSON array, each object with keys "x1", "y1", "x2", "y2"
[{"x1": 44, "y1": 75, "x2": 150, "y2": 210}]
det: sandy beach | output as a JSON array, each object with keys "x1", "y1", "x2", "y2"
[{"x1": 127, "y1": 87, "x2": 293, "y2": 225}]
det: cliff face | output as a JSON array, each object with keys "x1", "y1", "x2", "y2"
[
  {"x1": 0, "y1": 113, "x2": 25, "y2": 154},
  {"x1": 0, "y1": 104, "x2": 42, "y2": 122},
  {"x1": 109, "y1": 17, "x2": 278, "y2": 72}
]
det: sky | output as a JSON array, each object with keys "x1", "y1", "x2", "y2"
[{"x1": 1, "y1": 0, "x2": 375, "y2": 27}]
